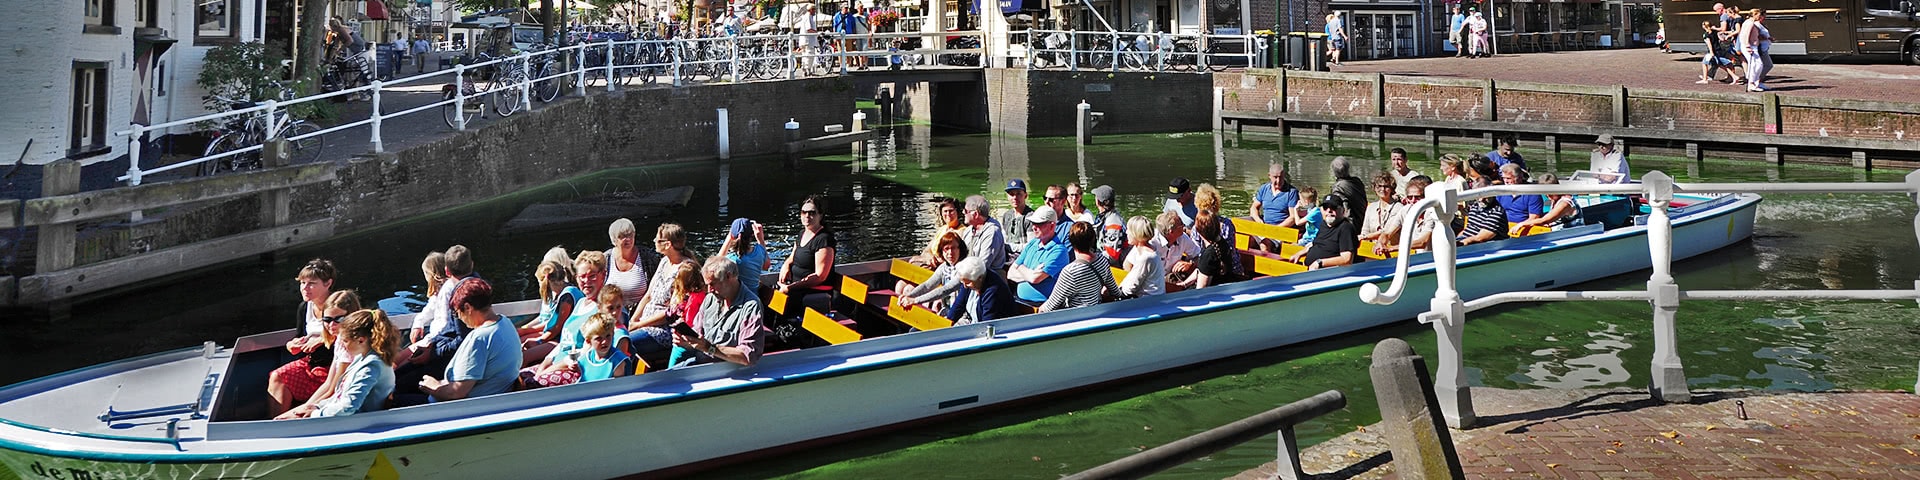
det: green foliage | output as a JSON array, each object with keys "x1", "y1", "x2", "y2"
[
  {"x1": 196, "y1": 41, "x2": 291, "y2": 113},
  {"x1": 451, "y1": 0, "x2": 519, "y2": 13}
]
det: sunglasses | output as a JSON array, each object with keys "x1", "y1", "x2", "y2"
[{"x1": 321, "y1": 314, "x2": 346, "y2": 324}]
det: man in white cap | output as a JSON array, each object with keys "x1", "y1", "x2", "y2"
[
  {"x1": 1006, "y1": 206, "x2": 1073, "y2": 306},
  {"x1": 1590, "y1": 134, "x2": 1630, "y2": 183}
]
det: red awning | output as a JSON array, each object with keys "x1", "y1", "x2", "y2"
[{"x1": 367, "y1": 0, "x2": 390, "y2": 20}]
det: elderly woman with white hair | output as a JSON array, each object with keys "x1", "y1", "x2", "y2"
[
  {"x1": 942, "y1": 257, "x2": 1020, "y2": 326},
  {"x1": 603, "y1": 218, "x2": 652, "y2": 312}
]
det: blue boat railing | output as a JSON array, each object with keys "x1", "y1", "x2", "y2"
[
  {"x1": 1361, "y1": 170, "x2": 1920, "y2": 429},
  {"x1": 1063, "y1": 390, "x2": 1347, "y2": 480}
]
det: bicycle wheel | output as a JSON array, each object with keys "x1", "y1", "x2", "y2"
[
  {"x1": 200, "y1": 134, "x2": 251, "y2": 177},
  {"x1": 534, "y1": 63, "x2": 561, "y2": 102},
  {"x1": 442, "y1": 90, "x2": 480, "y2": 128},
  {"x1": 284, "y1": 121, "x2": 324, "y2": 164},
  {"x1": 492, "y1": 75, "x2": 523, "y2": 117}
]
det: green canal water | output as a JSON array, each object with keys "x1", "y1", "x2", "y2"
[{"x1": 3, "y1": 127, "x2": 1914, "y2": 479}]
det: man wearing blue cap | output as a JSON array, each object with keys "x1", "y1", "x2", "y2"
[
  {"x1": 998, "y1": 179, "x2": 1035, "y2": 255},
  {"x1": 721, "y1": 218, "x2": 769, "y2": 295}
]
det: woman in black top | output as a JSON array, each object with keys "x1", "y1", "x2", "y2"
[
  {"x1": 777, "y1": 195, "x2": 838, "y2": 318},
  {"x1": 1192, "y1": 211, "x2": 1242, "y2": 288}
]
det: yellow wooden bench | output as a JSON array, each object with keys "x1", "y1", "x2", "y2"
[
  {"x1": 890, "y1": 259, "x2": 933, "y2": 285},
  {"x1": 801, "y1": 308, "x2": 862, "y2": 345},
  {"x1": 886, "y1": 296, "x2": 955, "y2": 331}
]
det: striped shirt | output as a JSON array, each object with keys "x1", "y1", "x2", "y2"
[
  {"x1": 1039, "y1": 255, "x2": 1121, "y2": 312},
  {"x1": 1459, "y1": 200, "x2": 1510, "y2": 243}
]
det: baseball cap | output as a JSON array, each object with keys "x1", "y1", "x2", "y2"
[
  {"x1": 1595, "y1": 134, "x2": 1615, "y2": 145},
  {"x1": 1004, "y1": 179, "x2": 1028, "y2": 193},
  {"x1": 729, "y1": 218, "x2": 751, "y2": 237},
  {"x1": 1091, "y1": 185, "x2": 1115, "y2": 204},
  {"x1": 1026, "y1": 205, "x2": 1058, "y2": 224},
  {"x1": 1167, "y1": 177, "x2": 1191, "y2": 199}
]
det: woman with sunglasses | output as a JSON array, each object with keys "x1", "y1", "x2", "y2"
[
  {"x1": 775, "y1": 195, "x2": 837, "y2": 323},
  {"x1": 299, "y1": 308, "x2": 398, "y2": 418},
  {"x1": 270, "y1": 289, "x2": 361, "y2": 418}
]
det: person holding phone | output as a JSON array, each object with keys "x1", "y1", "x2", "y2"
[{"x1": 672, "y1": 257, "x2": 765, "y2": 368}]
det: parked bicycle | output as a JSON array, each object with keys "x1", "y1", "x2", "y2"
[
  {"x1": 320, "y1": 51, "x2": 373, "y2": 101},
  {"x1": 200, "y1": 84, "x2": 323, "y2": 176},
  {"x1": 441, "y1": 51, "x2": 525, "y2": 128}
]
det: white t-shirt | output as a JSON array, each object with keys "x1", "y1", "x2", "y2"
[
  {"x1": 1119, "y1": 246, "x2": 1164, "y2": 297},
  {"x1": 1149, "y1": 233, "x2": 1199, "y2": 273},
  {"x1": 422, "y1": 277, "x2": 463, "y2": 337}
]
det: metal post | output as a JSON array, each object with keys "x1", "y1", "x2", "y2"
[
  {"x1": 1156, "y1": 32, "x2": 1166, "y2": 72},
  {"x1": 730, "y1": 35, "x2": 741, "y2": 83},
  {"x1": 1423, "y1": 181, "x2": 1474, "y2": 429},
  {"x1": 453, "y1": 64, "x2": 468, "y2": 131},
  {"x1": 786, "y1": 34, "x2": 797, "y2": 80},
  {"x1": 123, "y1": 125, "x2": 146, "y2": 187},
  {"x1": 1912, "y1": 171, "x2": 1920, "y2": 394},
  {"x1": 1644, "y1": 171, "x2": 1689, "y2": 403},
  {"x1": 1275, "y1": 427, "x2": 1305, "y2": 480},
  {"x1": 520, "y1": 53, "x2": 533, "y2": 111},
  {"x1": 673, "y1": 39, "x2": 685, "y2": 87},
  {"x1": 1069, "y1": 32, "x2": 1078, "y2": 71},
  {"x1": 1110, "y1": 31, "x2": 1120, "y2": 72},
  {"x1": 262, "y1": 100, "x2": 279, "y2": 140},
  {"x1": 575, "y1": 44, "x2": 587, "y2": 97},
  {"x1": 605, "y1": 41, "x2": 616, "y2": 92},
  {"x1": 369, "y1": 81, "x2": 384, "y2": 153}
]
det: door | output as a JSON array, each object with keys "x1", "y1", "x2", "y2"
[
  {"x1": 1348, "y1": 13, "x2": 1375, "y2": 58},
  {"x1": 1860, "y1": 0, "x2": 1910, "y2": 54}
]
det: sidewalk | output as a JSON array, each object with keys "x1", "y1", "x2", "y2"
[
  {"x1": 1328, "y1": 49, "x2": 1920, "y2": 104},
  {"x1": 1233, "y1": 388, "x2": 1920, "y2": 479}
]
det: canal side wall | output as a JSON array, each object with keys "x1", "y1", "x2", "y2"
[
  {"x1": 985, "y1": 68, "x2": 1213, "y2": 137},
  {"x1": 1215, "y1": 69, "x2": 1920, "y2": 165},
  {"x1": 2, "y1": 77, "x2": 854, "y2": 306},
  {"x1": 299, "y1": 77, "x2": 857, "y2": 233}
]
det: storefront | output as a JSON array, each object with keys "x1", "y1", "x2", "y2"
[{"x1": 1331, "y1": 1, "x2": 1424, "y2": 59}]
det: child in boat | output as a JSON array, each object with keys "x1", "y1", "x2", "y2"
[
  {"x1": 1117, "y1": 216, "x2": 1163, "y2": 298},
  {"x1": 899, "y1": 231, "x2": 968, "y2": 315},
  {"x1": 303, "y1": 309, "x2": 399, "y2": 418},
  {"x1": 525, "y1": 313, "x2": 631, "y2": 386},
  {"x1": 410, "y1": 252, "x2": 449, "y2": 343},
  {"x1": 662, "y1": 262, "x2": 710, "y2": 368},
  {"x1": 274, "y1": 290, "x2": 363, "y2": 419},
  {"x1": 525, "y1": 285, "x2": 633, "y2": 387},
  {"x1": 266, "y1": 260, "x2": 342, "y2": 417},
  {"x1": 519, "y1": 259, "x2": 581, "y2": 366},
  {"x1": 1285, "y1": 188, "x2": 1323, "y2": 249}
]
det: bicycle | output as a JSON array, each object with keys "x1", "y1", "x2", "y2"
[
  {"x1": 200, "y1": 85, "x2": 323, "y2": 176},
  {"x1": 320, "y1": 50, "x2": 373, "y2": 101},
  {"x1": 441, "y1": 52, "x2": 521, "y2": 128}
]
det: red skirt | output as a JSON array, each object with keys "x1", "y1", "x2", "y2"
[{"x1": 271, "y1": 356, "x2": 330, "y2": 400}]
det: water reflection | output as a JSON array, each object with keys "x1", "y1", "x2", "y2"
[{"x1": 1512, "y1": 323, "x2": 1634, "y2": 388}]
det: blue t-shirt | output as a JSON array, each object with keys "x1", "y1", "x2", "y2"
[
  {"x1": 1497, "y1": 194, "x2": 1545, "y2": 224},
  {"x1": 1326, "y1": 19, "x2": 1343, "y2": 39},
  {"x1": 538, "y1": 286, "x2": 586, "y2": 332},
  {"x1": 1487, "y1": 150, "x2": 1526, "y2": 171},
  {"x1": 576, "y1": 347, "x2": 630, "y2": 383},
  {"x1": 1450, "y1": 14, "x2": 1466, "y2": 34},
  {"x1": 1256, "y1": 183, "x2": 1299, "y2": 225},
  {"x1": 1297, "y1": 208, "x2": 1325, "y2": 245},
  {"x1": 1012, "y1": 238, "x2": 1073, "y2": 304},
  {"x1": 727, "y1": 244, "x2": 768, "y2": 294},
  {"x1": 446, "y1": 317, "x2": 522, "y2": 399}
]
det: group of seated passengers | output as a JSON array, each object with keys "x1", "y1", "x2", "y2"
[{"x1": 266, "y1": 223, "x2": 773, "y2": 416}]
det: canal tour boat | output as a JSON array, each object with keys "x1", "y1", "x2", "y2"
[{"x1": 0, "y1": 190, "x2": 1760, "y2": 479}]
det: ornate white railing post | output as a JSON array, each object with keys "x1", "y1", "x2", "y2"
[
  {"x1": 1069, "y1": 32, "x2": 1079, "y2": 71},
  {"x1": 605, "y1": 41, "x2": 616, "y2": 92},
  {"x1": 124, "y1": 124, "x2": 146, "y2": 186},
  {"x1": 1643, "y1": 171, "x2": 1689, "y2": 403},
  {"x1": 730, "y1": 35, "x2": 741, "y2": 82},
  {"x1": 369, "y1": 81, "x2": 384, "y2": 153},
  {"x1": 519, "y1": 52, "x2": 533, "y2": 110},
  {"x1": 453, "y1": 64, "x2": 469, "y2": 131},
  {"x1": 1908, "y1": 170, "x2": 1920, "y2": 394},
  {"x1": 575, "y1": 43, "x2": 587, "y2": 97},
  {"x1": 1422, "y1": 182, "x2": 1474, "y2": 428}
]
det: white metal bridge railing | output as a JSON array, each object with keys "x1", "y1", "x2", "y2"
[
  {"x1": 1009, "y1": 29, "x2": 1263, "y2": 73},
  {"x1": 109, "y1": 31, "x2": 986, "y2": 187},
  {"x1": 1359, "y1": 170, "x2": 1920, "y2": 429}
]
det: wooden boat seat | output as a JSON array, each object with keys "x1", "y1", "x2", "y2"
[
  {"x1": 885, "y1": 296, "x2": 954, "y2": 331},
  {"x1": 801, "y1": 307, "x2": 862, "y2": 345},
  {"x1": 1241, "y1": 248, "x2": 1308, "y2": 277},
  {"x1": 890, "y1": 259, "x2": 934, "y2": 285},
  {"x1": 1232, "y1": 218, "x2": 1301, "y2": 244}
]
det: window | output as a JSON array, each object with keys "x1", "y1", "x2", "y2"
[
  {"x1": 154, "y1": 61, "x2": 168, "y2": 97},
  {"x1": 70, "y1": 63, "x2": 111, "y2": 157},
  {"x1": 136, "y1": 0, "x2": 158, "y2": 28},
  {"x1": 197, "y1": 0, "x2": 236, "y2": 43},
  {"x1": 85, "y1": 0, "x2": 119, "y2": 34}
]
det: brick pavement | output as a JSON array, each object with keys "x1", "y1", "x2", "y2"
[
  {"x1": 1327, "y1": 49, "x2": 1920, "y2": 104},
  {"x1": 1234, "y1": 388, "x2": 1920, "y2": 479}
]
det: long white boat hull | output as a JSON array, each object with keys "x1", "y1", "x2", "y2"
[{"x1": 0, "y1": 194, "x2": 1760, "y2": 479}]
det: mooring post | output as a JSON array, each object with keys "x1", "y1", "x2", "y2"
[
  {"x1": 1644, "y1": 171, "x2": 1690, "y2": 403},
  {"x1": 852, "y1": 111, "x2": 867, "y2": 157},
  {"x1": 1422, "y1": 181, "x2": 1474, "y2": 428},
  {"x1": 1685, "y1": 142, "x2": 1702, "y2": 163},
  {"x1": 1852, "y1": 151, "x2": 1871, "y2": 171},
  {"x1": 35, "y1": 159, "x2": 80, "y2": 275},
  {"x1": 1077, "y1": 100, "x2": 1096, "y2": 145},
  {"x1": 1766, "y1": 146, "x2": 1782, "y2": 165},
  {"x1": 1543, "y1": 134, "x2": 1559, "y2": 157},
  {"x1": 783, "y1": 118, "x2": 801, "y2": 168},
  {"x1": 1371, "y1": 338, "x2": 1467, "y2": 480},
  {"x1": 717, "y1": 108, "x2": 731, "y2": 160}
]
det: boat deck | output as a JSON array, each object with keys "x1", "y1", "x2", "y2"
[{"x1": 0, "y1": 345, "x2": 227, "y2": 442}]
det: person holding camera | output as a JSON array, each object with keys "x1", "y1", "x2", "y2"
[{"x1": 672, "y1": 257, "x2": 765, "y2": 368}]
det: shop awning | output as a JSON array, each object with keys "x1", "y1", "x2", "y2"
[{"x1": 367, "y1": 0, "x2": 389, "y2": 20}]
